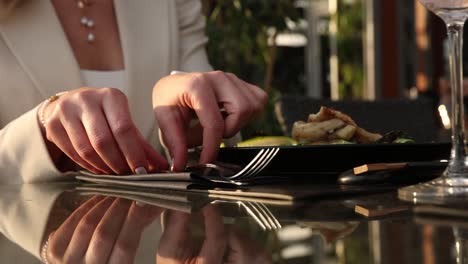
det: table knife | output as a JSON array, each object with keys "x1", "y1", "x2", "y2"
[{"x1": 338, "y1": 161, "x2": 448, "y2": 185}]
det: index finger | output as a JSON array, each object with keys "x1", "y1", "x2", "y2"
[
  {"x1": 154, "y1": 106, "x2": 189, "y2": 172},
  {"x1": 191, "y1": 86, "x2": 225, "y2": 164},
  {"x1": 102, "y1": 91, "x2": 149, "y2": 173},
  {"x1": 199, "y1": 206, "x2": 227, "y2": 263}
]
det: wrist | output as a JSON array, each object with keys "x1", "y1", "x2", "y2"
[
  {"x1": 38, "y1": 91, "x2": 68, "y2": 128},
  {"x1": 36, "y1": 92, "x2": 69, "y2": 172}
]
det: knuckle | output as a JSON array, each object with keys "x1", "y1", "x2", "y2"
[
  {"x1": 225, "y1": 72, "x2": 236, "y2": 79},
  {"x1": 211, "y1": 70, "x2": 225, "y2": 77},
  {"x1": 55, "y1": 99, "x2": 73, "y2": 113},
  {"x1": 92, "y1": 135, "x2": 112, "y2": 152},
  {"x1": 77, "y1": 217, "x2": 97, "y2": 234},
  {"x1": 76, "y1": 142, "x2": 95, "y2": 160},
  {"x1": 112, "y1": 120, "x2": 134, "y2": 137},
  {"x1": 104, "y1": 87, "x2": 125, "y2": 99},
  {"x1": 93, "y1": 228, "x2": 112, "y2": 246},
  {"x1": 187, "y1": 73, "x2": 208, "y2": 91},
  {"x1": 74, "y1": 89, "x2": 94, "y2": 103}
]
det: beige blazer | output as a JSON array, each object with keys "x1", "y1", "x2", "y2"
[{"x1": 0, "y1": 0, "x2": 212, "y2": 184}]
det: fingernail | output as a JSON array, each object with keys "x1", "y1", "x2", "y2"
[
  {"x1": 135, "y1": 201, "x2": 147, "y2": 207},
  {"x1": 134, "y1": 167, "x2": 147, "y2": 175},
  {"x1": 170, "y1": 70, "x2": 186, "y2": 75},
  {"x1": 170, "y1": 158, "x2": 174, "y2": 172}
]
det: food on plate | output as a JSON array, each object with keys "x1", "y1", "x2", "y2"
[{"x1": 292, "y1": 106, "x2": 413, "y2": 144}]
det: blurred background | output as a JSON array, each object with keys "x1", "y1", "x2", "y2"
[{"x1": 201, "y1": 0, "x2": 457, "y2": 140}]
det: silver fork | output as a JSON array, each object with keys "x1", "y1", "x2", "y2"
[
  {"x1": 227, "y1": 147, "x2": 280, "y2": 180},
  {"x1": 212, "y1": 200, "x2": 282, "y2": 230},
  {"x1": 189, "y1": 147, "x2": 280, "y2": 184}
]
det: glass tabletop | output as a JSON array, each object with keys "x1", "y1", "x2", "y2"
[{"x1": 0, "y1": 183, "x2": 465, "y2": 264}]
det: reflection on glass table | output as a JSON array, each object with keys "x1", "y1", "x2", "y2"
[
  {"x1": 415, "y1": 205, "x2": 468, "y2": 264},
  {"x1": 0, "y1": 183, "x2": 466, "y2": 263}
]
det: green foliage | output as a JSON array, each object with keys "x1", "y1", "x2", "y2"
[
  {"x1": 336, "y1": 0, "x2": 365, "y2": 98},
  {"x1": 202, "y1": 0, "x2": 300, "y2": 138}
]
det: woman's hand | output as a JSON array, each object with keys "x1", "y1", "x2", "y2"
[
  {"x1": 153, "y1": 71, "x2": 268, "y2": 171},
  {"x1": 44, "y1": 196, "x2": 162, "y2": 264},
  {"x1": 41, "y1": 87, "x2": 168, "y2": 174},
  {"x1": 156, "y1": 205, "x2": 272, "y2": 264},
  {"x1": 157, "y1": 206, "x2": 228, "y2": 263}
]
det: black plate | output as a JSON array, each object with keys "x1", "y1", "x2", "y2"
[{"x1": 218, "y1": 143, "x2": 451, "y2": 179}]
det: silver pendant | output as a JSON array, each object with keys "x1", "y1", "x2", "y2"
[{"x1": 87, "y1": 32, "x2": 95, "y2": 43}]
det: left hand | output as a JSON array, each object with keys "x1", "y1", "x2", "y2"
[
  {"x1": 44, "y1": 196, "x2": 162, "y2": 264},
  {"x1": 152, "y1": 71, "x2": 268, "y2": 171}
]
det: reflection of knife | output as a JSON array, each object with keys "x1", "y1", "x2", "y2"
[{"x1": 338, "y1": 161, "x2": 448, "y2": 185}]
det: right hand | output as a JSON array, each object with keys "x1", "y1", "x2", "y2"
[
  {"x1": 41, "y1": 87, "x2": 168, "y2": 174},
  {"x1": 157, "y1": 206, "x2": 272, "y2": 264}
]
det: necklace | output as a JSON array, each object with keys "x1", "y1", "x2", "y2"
[{"x1": 76, "y1": 0, "x2": 95, "y2": 43}]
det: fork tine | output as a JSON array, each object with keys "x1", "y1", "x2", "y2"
[
  {"x1": 233, "y1": 148, "x2": 274, "y2": 179},
  {"x1": 246, "y1": 202, "x2": 273, "y2": 230},
  {"x1": 249, "y1": 147, "x2": 279, "y2": 178},
  {"x1": 238, "y1": 202, "x2": 268, "y2": 230},
  {"x1": 238, "y1": 147, "x2": 279, "y2": 180},
  {"x1": 257, "y1": 202, "x2": 282, "y2": 229},
  {"x1": 227, "y1": 149, "x2": 268, "y2": 179},
  {"x1": 249, "y1": 202, "x2": 280, "y2": 230}
]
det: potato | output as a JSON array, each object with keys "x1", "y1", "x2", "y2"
[
  {"x1": 292, "y1": 118, "x2": 345, "y2": 142},
  {"x1": 355, "y1": 127, "x2": 382, "y2": 143},
  {"x1": 329, "y1": 125, "x2": 356, "y2": 141},
  {"x1": 308, "y1": 107, "x2": 357, "y2": 126}
]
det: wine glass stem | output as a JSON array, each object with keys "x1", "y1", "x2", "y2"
[{"x1": 447, "y1": 23, "x2": 467, "y2": 173}]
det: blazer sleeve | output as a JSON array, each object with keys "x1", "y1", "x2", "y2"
[
  {"x1": 0, "y1": 184, "x2": 65, "y2": 261},
  {"x1": 0, "y1": 105, "x2": 64, "y2": 184},
  {"x1": 176, "y1": 0, "x2": 213, "y2": 72}
]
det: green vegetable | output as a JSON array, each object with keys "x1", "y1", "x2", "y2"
[{"x1": 393, "y1": 138, "x2": 415, "y2": 144}]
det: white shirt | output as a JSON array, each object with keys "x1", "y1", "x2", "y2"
[{"x1": 80, "y1": 69, "x2": 126, "y2": 95}]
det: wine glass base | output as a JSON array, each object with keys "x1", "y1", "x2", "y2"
[{"x1": 398, "y1": 170, "x2": 468, "y2": 205}]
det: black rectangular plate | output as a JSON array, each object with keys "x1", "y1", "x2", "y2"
[{"x1": 217, "y1": 143, "x2": 451, "y2": 178}]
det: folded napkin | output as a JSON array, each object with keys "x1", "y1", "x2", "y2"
[{"x1": 75, "y1": 171, "x2": 397, "y2": 201}]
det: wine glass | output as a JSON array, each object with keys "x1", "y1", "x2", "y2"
[{"x1": 399, "y1": 0, "x2": 468, "y2": 204}]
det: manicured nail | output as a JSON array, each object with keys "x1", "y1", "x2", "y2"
[
  {"x1": 134, "y1": 167, "x2": 147, "y2": 175},
  {"x1": 170, "y1": 70, "x2": 186, "y2": 75},
  {"x1": 135, "y1": 201, "x2": 146, "y2": 207}
]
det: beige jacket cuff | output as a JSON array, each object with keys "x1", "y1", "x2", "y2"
[
  {"x1": 0, "y1": 105, "x2": 63, "y2": 184},
  {"x1": 0, "y1": 184, "x2": 67, "y2": 261}
]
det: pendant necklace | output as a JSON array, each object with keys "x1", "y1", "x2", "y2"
[{"x1": 76, "y1": 0, "x2": 95, "y2": 43}]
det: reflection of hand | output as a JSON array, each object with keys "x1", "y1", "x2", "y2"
[
  {"x1": 157, "y1": 206, "x2": 227, "y2": 263},
  {"x1": 226, "y1": 226, "x2": 272, "y2": 264},
  {"x1": 152, "y1": 71, "x2": 268, "y2": 171},
  {"x1": 44, "y1": 196, "x2": 162, "y2": 263},
  {"x1": 156, "y1": 206, "x2": 272, "y2": 264},
  {"x1": 41, "y1": 87, "x2": 168, "y2": 174}
]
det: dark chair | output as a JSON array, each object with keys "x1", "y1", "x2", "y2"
[{"x1": 274, "y1": 95, "x2": 445, "y2": 142}]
